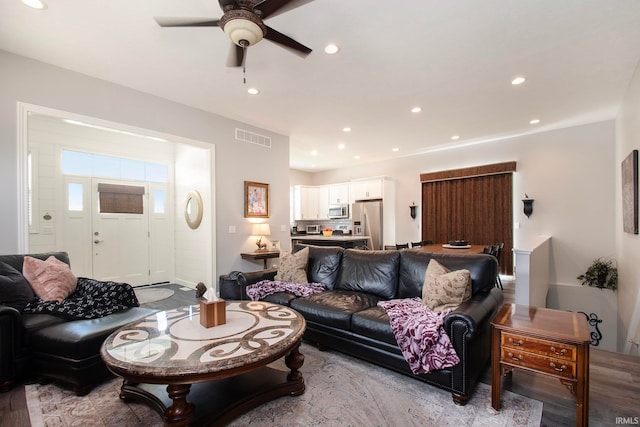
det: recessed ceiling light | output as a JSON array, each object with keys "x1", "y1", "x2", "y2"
[
  {"x1": 511, "y1": 76, "x2": 526, "y2": 85},
  {"x1": 247, "y1": 87, "x2": 259, "y2": 95},
  {"x1": 392, "y1": 147, "x2": 399, "y2": 152},
  {"x1": 451, "y1": 135, "x2": 460, "y2": 140},
  {"x1": 354, "y1": 155, "x2": 360, "y2": 160},
  {"x1": 411, "y1": 107, "x2": 422, "y2": 113},
  {"x1": 324, "y1": 44, "x2": 340, "y2": 54},
  {"x1": 338, "y1": 143, "x2": 345, "y2": 150},
  {"x1": 21, "y1": 0, "x2": 47, "y2": 9},
  {"x1": 530, "y1": 119, "x2": 541, "y2": 124},
  {"x1": 342, "y1": 127, "x2": 351, "y2": 132},
  {"x1": 311, "y1": 149, "x2": 318, "y2": 156}
]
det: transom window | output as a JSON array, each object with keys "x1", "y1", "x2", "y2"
[{"x1": 61, "y1": 150, "x2": 168, "y2": 183}]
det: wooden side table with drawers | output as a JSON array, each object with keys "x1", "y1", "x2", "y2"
[{"x1": 491, "y1": 304, "x2": 591, "y2": 427}]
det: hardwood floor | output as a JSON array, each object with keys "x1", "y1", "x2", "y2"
[{"x1": 2, "y1": 282, "x2": 639, "y2": 426}]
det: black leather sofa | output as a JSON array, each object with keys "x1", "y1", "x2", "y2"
[
  {"x1": 219, "y1": 245, "x2": 504, "y2": 405},
  {"x1": 0, "y1": 251, "x2": 156, "y2": 395}
]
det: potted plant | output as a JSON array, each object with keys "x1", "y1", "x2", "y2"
[{"x1": 577, "y1": 257, "x2": 618, "y2": 291}]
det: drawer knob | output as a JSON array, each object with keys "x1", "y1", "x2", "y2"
[
  {"x1": 549, "y1": 346, "x2": 567, "y2": 356},
  {"x1": 549, "y1": 362, "x2": 567, "y2": 372},
  {"x1": 507, "y1": 352, "x2": 523, "y2": 361},
  {"x1": 508, "y1": 337, "x2": 524, "y2": 346}
]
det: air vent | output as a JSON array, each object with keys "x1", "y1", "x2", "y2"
[{"x1": 235, "y1": 128, "x2": 271, "y2": 148}]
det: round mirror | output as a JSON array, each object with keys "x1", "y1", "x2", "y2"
[{"x1": 184, "y1": 190, "x2": 203, "y2": 229}]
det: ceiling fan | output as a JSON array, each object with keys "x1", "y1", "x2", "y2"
[{"x1": 154, "y1": 0, "x2": 314, "y2": 67}]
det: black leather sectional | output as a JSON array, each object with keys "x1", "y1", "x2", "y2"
[
  {"x1": 0, "y1": 252, "x2": 156, "y2": 395},
  {"x1": 219, "y1": 245, "x2": 504, "y2": 405}
]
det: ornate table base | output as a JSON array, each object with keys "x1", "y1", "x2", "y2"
[{"x1": 120, "y1": 344, "x2": 305, "y2": 426}]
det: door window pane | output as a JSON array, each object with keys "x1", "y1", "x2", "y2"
[{"x1": 97, "y1": 184, "x2": 145, "y2": 214}]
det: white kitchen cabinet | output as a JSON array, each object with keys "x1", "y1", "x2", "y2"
[
  {"x1": 293, "y1": 185, "x2": 328, "y2": 220},
  {"x1": 328, "y1": 183, "x2": 349, "y2": 205},
  {"x1": 349, "y1": 179, "x2": 383, "y2": 201},
  {"x1": 317, "y1": 185, "x2": 329, "y2": 219}
]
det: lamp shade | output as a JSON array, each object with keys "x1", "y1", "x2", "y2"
[{"x1": 252, "y1": 223, "x2": 271, "y2": 236}]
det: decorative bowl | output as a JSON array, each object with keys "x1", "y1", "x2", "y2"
[
  {"x1": 448, "y1": 240, "x2": 469, "y2": 246},
  {"x1": 323, "y1": 230, "x2": 333, "y2": 237}
]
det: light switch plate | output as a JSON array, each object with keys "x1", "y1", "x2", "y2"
[{"x1": 229, "y1": 225, "x2": 236, "y2": 233}]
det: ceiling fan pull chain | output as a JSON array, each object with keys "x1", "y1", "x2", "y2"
[{"x1": 243, "y1": 45, "x2": 247, "y2": 84}]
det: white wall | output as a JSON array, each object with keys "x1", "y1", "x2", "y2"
[
  {"x1": 0, "y1": 50, "x2": 291, "y2": 290},
  {"x1": 174, "y1": 143, "x2": 212, "y2": 287},
  {"x1": 616, "y1": 59, "x2": 640, "y2": 354}
]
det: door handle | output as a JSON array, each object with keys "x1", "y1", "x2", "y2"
[{"x1": 94, "y1": 240, "x2": 103, "y2": 244}]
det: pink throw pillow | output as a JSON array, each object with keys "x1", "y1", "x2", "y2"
[{"x1": 22, "y1": 256, "x2": 77, "y2": 303}]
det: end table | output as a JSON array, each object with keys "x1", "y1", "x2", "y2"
[
  {"x1": 240, "y1": 251, "x2": 280, "y2": 269},
  {"x1": 491, "y1": 304, "x2": 591, "y2": 427}
]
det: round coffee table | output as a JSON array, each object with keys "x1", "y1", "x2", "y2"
[{"x1": 100, "y1": 300, "x2": 306, "y2": 426}]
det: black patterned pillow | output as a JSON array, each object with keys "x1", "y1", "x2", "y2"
[{"x1": 0, "y1": 261, "x2": 35, "y2": 311}]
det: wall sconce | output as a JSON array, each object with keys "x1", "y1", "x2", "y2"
[
  {"x1": 522, "y1": 194, "x2": 534, "y2": 218},
  {"x1": 409, "y1": 202, "x2": 417, "y2": 220},
  {"x1": 251, "y1": 223, "x2": 271, "y2": 252}
]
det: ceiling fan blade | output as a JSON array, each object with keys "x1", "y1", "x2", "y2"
[
  {"x1": 264, "y1": 25, "x2": 312, "y2": 57},
  {"x1": 154, "y1": 17, "x2": 221, "y2": 27},
  {"x1": 254, "y1": 0, "x2": 314, "y2": 19},
  {"x1": 226, "y1": 43, "x2": 245, "y2": 67}
]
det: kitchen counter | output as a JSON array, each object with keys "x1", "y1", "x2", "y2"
[{"x1": 291, "y1": 235, "x2": 371, "y2": 249}]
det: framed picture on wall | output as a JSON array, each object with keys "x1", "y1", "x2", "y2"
[
  {"x1": 244, "y1": 181, "x2": 269, "y2": 218},
  {"x1": 622, "y1": 149, "x2": 638, "y2": 234}
]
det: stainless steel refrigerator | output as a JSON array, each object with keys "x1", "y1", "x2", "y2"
[{"x1": 352, "y1": 199, "x2": 383, "y2": 250}]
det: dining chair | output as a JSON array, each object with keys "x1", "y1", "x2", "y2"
[
  {"x1": 395, "y1": 243, "x2": 409, "y2": 249},
  {"x1": 422, "y1": 240, "x2": 434, "y2": 246},
  {"x1": 484, "y1": 242, "x2": 504, "y2": 289},
  {"x1": 493, "y1": 242, "x2": 504, "y2": 289},
  {"x1": 384, "y1": 245, "x2": 396, "y2": 250},
  {"x1": 411, "y1": 241, "x2": 422, "y2": 248}
]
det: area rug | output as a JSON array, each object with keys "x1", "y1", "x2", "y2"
[
  {"x1": 133, "y1": 287, "x2": 175, "y2": 305},
  {"x1": 26, "y1": 344, "x2": 542, "y2": 427}
]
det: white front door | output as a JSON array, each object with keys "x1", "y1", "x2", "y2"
[{"x1": 91, "y1": 179, "x2": 150, "y2": 286}]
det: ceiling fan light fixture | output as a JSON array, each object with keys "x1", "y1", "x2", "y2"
[{"x1": 223, "y1": 18, "x2": 264, "y2": 46}]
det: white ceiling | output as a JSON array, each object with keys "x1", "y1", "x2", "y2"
[{"x1": 2, "y1": 0, "x2": 640, "y2": 172}]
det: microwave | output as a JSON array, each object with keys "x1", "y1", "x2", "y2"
[
  {"x1": 328, "y1": 204, "x2": 349, "y2": 219},
  {"x1": 306, "y1": 224, "x2": 321, "y2": 234}
]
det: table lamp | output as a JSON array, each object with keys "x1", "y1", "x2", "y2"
[{"x1": 252, "y1": 223, "x2": 271, "y2": 252}]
